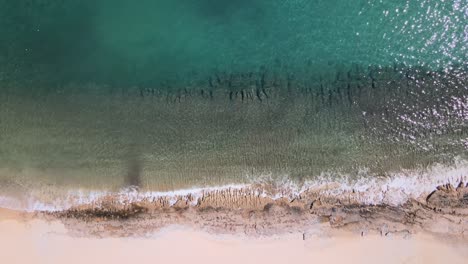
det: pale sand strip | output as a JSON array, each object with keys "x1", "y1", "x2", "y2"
[{"x1": 1, "y1": 208, "x2": 467, "y2": 264}]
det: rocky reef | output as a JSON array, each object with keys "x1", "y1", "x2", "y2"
[{"x1": 42, "y1": 181, "x2": 468, "y2": 239}]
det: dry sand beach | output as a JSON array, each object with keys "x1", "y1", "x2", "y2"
[
  {"x1": 1, "y1": 208, "x2": 468, "y2": 264},
  {"x1": 1, "y1": 177, "x2": 468, "y2": 264}
]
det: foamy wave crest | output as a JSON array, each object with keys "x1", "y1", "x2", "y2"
[
  {"x1": 0, "y1": 184, "x2": 249, "y2": 212},
  {"x1": 305, "y1": 158, "x2": 467, "y2": 205},
  {"x1": 246, "y1": 157, "x2": 468, "y2": 205},
  {"x1": 0, "y1": 158, "x2": 467, "y2": 212}
]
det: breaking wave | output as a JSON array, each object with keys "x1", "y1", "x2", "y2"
[{"x1": 1, "y1": 158, "x2": 467, "y2": 212}]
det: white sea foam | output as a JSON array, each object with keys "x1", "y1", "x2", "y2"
[
  {"x1": 0, "y1": 184, "x2": 249, "y2": 212},
  {"x1": 300, "y1": 158, "x2": 468, "y2": 206},
  {"x1": 1, "y1": 159, "x2": 467, "y2": 212}
]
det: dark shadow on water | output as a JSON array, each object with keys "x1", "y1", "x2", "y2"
[{"x1": 124, "y1": 145, "x2": 142, "y2": 189}]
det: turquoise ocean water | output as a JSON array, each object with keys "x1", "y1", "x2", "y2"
[
  {"x1": 1, "y1": 0, "x2": 466, "y2": 85},
  {"x1": 0, "y1": 0, "x2": 467, "y2": 209}
]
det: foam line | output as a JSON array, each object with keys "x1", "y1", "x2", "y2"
[{"x1": 1, "y1": 159, "x2": 467, "y2": 212}]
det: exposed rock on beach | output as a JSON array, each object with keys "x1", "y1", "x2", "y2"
[{"x1": 40, "y1": 182, "x2": 468, "y2": 239}]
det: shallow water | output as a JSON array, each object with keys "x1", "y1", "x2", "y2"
[{"x1": 0, "y1": 1, "x2": 467, "y2": 210}]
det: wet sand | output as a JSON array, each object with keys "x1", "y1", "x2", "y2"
[
  {"x1": 1, "y1": 208, "x2": 467, "y2": 264},
  {"x1": 40, "y1": 181, "x2": 467, "y2": 239},
  {"x1": 1, "y1": 180, "x2": 468, "y2": 264}
]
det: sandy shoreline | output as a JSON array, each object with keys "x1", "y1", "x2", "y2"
[
  {"x1": 29, "y1": 180, "x2": 463, "y2": 239},
  {"x1": 1, "y1": 180, "x2": 467, "y2": 263},
  {"x1": 1, "y1": 208, "x2": 468, "y2": 264}
]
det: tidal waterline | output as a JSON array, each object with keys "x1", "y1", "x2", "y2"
[{"x1": 0, "y1": 1, "x2": 467, "y2": 208}]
